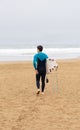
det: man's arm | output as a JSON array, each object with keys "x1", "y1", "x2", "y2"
[
  {"x1": 33, "y1": 54, "x2": 37, "y2": 70},
  {"x1": 33, "y1": 55, "x2": 39, "y2": 74}
]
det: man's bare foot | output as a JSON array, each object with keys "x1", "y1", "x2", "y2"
[
  {"x1": 41, "y1": 92, "x2": 44, "y2": 95},
  {"x1": 36, "y1": 89, "x2": 40, "y2": 95}
]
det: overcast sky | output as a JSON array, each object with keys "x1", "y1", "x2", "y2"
[{"x1": 0, "y1": 0, "x2": 80, "y2": 45}]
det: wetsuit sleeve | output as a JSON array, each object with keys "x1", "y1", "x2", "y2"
[
  {"x1": 46, "y1": 54, "x2": 48, "y2": 59},
  {"x1": 33, "y1": 54, "x2": 37, "y2": 70},
  {"x1": 44, "y1": 53, "x2": 48, "y2": 59}
]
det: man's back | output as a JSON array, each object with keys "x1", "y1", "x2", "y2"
[
  {"x1": 33, "y1": 52, "x2": 48, "y2": 70},
  {"x1": 37, "y1": 58, "x2": 46, "y2": 73}
]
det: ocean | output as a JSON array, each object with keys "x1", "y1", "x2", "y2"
[{"x1": 0, "y1": 43, "x2": 80, "y2": 61}]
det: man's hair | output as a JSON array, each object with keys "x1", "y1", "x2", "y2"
[{"x1": 37, "y1": 45, "x2": 43, "y2": 52}]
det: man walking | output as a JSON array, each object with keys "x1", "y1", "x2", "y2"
[{"x1": 33, "y1": 45, "x2": 48, "y2": 95}]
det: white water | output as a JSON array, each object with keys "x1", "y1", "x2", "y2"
[{"x1": 0, "y1": 48, "x2": 80, "y2": 61}]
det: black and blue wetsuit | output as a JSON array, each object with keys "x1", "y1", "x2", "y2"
[{"x1": 33, "y1": 52, "x2": 48, "y2": 92}]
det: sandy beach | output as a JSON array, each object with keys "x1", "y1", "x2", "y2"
[{"x1": 0, "y1": 59, "x2": 80, "y2": 130}]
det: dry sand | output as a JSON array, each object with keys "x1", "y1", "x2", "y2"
[{"x1": 0, "y1": 59, "x2": 80, "y2": 130}]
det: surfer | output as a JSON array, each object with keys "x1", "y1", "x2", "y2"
[{"x1": 33, "y1": 45, "x2": 48, "y2": 95}]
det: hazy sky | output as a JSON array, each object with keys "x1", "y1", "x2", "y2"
[{"x1": 0, "y1": 0, "x2": 80, "y2": 45}]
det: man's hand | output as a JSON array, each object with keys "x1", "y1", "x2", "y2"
[{"x1": 35, "y1": 70, "x2": 38, "y2": 74}]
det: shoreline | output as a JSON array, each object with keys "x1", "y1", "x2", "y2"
[{"x1": 0, "y1": 58, "x2": 80, "y2": 64}]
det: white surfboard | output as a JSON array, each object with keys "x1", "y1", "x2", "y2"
[{"x1": 46, "y1": 58, "x2": 58, "y2": 74}]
